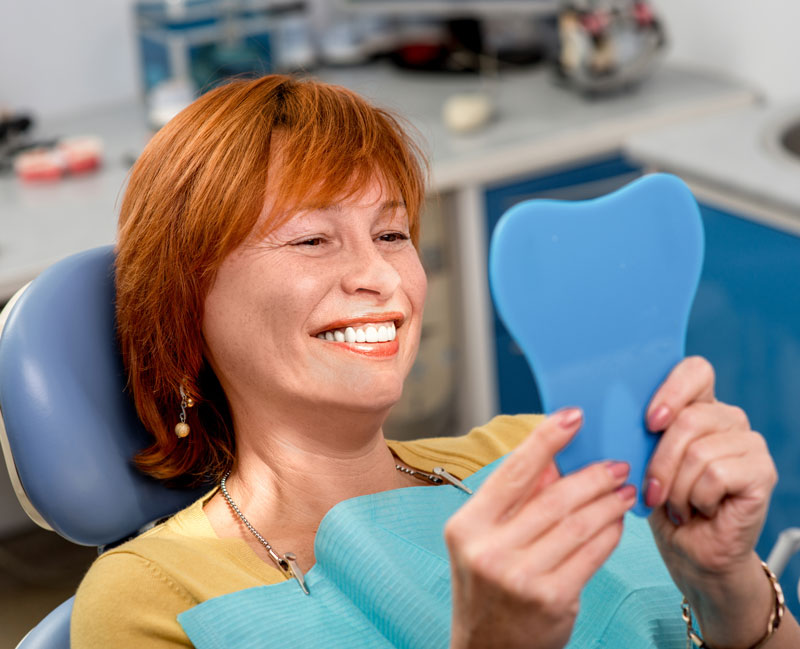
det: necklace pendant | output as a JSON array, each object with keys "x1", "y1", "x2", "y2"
[
  {"x1": 282, "y1": 552, "x2": 310, "y2": 596},
  {"x1": 433, "y1": 467, "x2": 473, "y2": 495}
]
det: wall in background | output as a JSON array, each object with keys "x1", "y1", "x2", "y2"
[
  {"x1": 655, "y1": 0, "x2": 800, "y2": 102},
  {"x1": 2, "y1": 1, "x2": 799, "y2": 120},
  {"x1": 0, "y1": 0, "x2": 139, "y2": 119}
]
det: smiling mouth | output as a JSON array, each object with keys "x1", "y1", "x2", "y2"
[{"x1": 315, "y1": 322, "x2": 397, "y2": 344}]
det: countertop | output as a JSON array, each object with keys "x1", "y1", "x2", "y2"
[
  {"x1": 318, "y1": 63, "x2": 755, "y2": 191},
  {"x1": 0, "y1": 103, "x2": 152, "y2": 302},
  {"x1": 0, "y1": 62, "x2": 755, "y2": 301},
  {"x1": 625, "y1": 102, "x2": 800, "y2": 224}
]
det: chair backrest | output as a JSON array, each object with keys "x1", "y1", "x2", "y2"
[
  {"x1": 0, "y1": 246, "x2": 209, "y2": 648},
  {"x1": 0, "y1": 245, "x2": 207, "y2": 548}
]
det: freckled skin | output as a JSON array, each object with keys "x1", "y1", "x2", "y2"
[{"x1": 202, "y1": 176, "x2": 427, "y2": 424}]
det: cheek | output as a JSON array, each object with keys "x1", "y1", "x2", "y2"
[
  {"x1": 202, "y1": 282, "x2": 254, "y2": 375},
  {"x1": 202, "y1": 256, "x2": 286, "y2": 370},
  {"x1": 405, "y1": 254, "x2": 428, "y2": 309}
]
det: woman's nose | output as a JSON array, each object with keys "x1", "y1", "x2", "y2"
[{"x1": 340, "y1": 242, "x2": 401, "y2": 299}]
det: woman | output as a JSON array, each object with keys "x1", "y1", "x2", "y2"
[{"x1": 72, "y1": 74, "x2": 798, "y2": 648}]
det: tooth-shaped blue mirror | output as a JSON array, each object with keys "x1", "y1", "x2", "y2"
[{"x1": 489, "y1": 173, "x2": 704, "y2": 515}]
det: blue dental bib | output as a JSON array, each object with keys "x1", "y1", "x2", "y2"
[{"x1": 178, "y1": 457, "x2": 685, "y2": 648}]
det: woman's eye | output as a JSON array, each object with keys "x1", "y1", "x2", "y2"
[
  {"x1": 379, "y1": 232, "x2": 409, "y2": 243},
  {"x1": 295, "y1": 237, "x2": 325, "y2": 246}
]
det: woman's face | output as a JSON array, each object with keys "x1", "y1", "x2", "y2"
[{"x1": 202, "y1": 175, "x2": 427, "y2": 421}]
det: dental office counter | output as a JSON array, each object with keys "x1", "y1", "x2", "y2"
[
  {"x1": 0, "y1": 104, "x2": 152, "y2": 304},
  {"x1": 0, "y1": 63, "x2": 754, "y2": 536}
]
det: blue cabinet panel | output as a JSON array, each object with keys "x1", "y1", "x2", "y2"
[{"x1": 687, "y1": 203, "x2": 800, "y2": 614}]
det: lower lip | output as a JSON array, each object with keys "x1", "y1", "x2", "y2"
[{"x1": 320, "y1": 338, "x2": 400, "y2": 358}]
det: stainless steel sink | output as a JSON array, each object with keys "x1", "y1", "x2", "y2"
[{"x1": 780, "y1": 120, "x2": 800, "y2": 158}]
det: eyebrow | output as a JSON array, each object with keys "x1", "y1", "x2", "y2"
[
  {"x1": 379, "y1": 200, "x2": 406, "y2": 212},
  {"x1": 312, "y1": 200, "x2": 407, "y2": 213}
]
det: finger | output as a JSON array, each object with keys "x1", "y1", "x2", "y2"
[
  {"x1": 644, "y1": 402, "x2": 745, "y2": 509},
  {"x1": 688, "y1": 437, "x2": 777, "y2": 520},
  {"x1": 646, "y1": 356, "x2": 716, "y2": 432},
  {"x1": 492, "y1": 460, "x2": 631, "y2": 548},
  {"x1": 466, "y1": 408, "x2": 583, "y2": 523},
  {"x1": 513, "y1": 517, "x2": 626, "y2": 609},
  {"x1": 665, "y1": 431, "x2": 748, "y2": 523},
  {"x1": 522, "y1": 484, "x2": 636, "y2": 573},
  {"x1": 647, "y1": 504, "x2": 673, "y2": 542}
]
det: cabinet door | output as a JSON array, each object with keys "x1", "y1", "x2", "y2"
[
  {"x1": 687, "y1": 203, "x2": 800, "y2": 614},
  {"x1": 484, "y1": 154, "x2": 641, "y2": 415}
]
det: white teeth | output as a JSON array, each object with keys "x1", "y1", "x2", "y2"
[{"x1": 316, "y1": 322, "x2": 399, "y2": 344}]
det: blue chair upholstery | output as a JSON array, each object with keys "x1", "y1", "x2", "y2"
[
  {"x1": 0, "y1": 246, "x2": 207, "y2": 648},
  {"x1": 12, "y1": 598, "x2": 74, "y2": 649}
]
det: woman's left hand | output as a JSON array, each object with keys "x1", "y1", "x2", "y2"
[{"x1": 644, "y1": 356, "x2": 780, "y2": 646}]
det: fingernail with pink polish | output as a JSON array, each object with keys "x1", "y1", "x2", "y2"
[
  {"x1": 648, "y1": 405, "x2": 671, "y2": 431},
  {"x1": 643, "y1": 478, "x2": 662, "y2": 507},
  {"x1": 616, "y1": 484, "x2": 637, "y2": 503},
  {"x1": 557, "y1": 408, "x2": 583, "y2": 429},
  {"x1": 606, "y1": 461, "x2": 630, "y2": 481}
]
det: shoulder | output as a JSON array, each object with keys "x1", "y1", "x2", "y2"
[
  {"x1": 71, "y1": 491, "x2": 283, "y2": 648},
  {"x1": 388, "y1": 414, "x2": 545, "y2": 478},
  {"x1": 71, "y1": 501, "x2": 208, "y2": 649},
  {"x1": 71, "y1": 548, "x2": 196, "y2": 649}
]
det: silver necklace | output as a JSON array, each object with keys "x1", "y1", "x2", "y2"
[
  {"x1": 394, "y1": 464, "x2": 473, "y2": 495},
  {"x1": 220, "y1": 463, "x2": 472, "y2": 596}
]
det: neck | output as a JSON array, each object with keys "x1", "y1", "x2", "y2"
[{"x1": 206, "y1": 403, "x2": 410, "y2": 549}]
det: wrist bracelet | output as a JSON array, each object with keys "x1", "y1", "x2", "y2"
[{"x1": 681, "y1": 560, "x2": 785, "y2": 649}]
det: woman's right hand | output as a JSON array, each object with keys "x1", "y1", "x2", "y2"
[{"x1": 444, "y1": 408, "x2": 636, "y2": 649}]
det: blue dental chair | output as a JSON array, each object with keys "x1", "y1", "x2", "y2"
[{"x1": 0, "y1": 246, "x2": 207, "y2": 649}]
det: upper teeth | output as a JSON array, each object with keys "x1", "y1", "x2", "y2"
[{"x1": 317, "y1": 323, "x2": 397, "y2": 343}]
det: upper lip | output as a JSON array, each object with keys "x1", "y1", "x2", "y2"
[{"x1": 311, "y1": 312, "x2": 405, "y2": 336}]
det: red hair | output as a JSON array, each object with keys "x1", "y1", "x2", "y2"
[{"x1": 115, "y1": 75, "x2": 427, "y2": 484}]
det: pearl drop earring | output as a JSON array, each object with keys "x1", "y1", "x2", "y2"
[{"x1": 175, "y1": 383, "x2": 193, "y2": 438}]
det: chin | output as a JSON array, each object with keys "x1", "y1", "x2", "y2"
[{"x1": 325, "y1": 384, "x2": 404, "y2": 415}]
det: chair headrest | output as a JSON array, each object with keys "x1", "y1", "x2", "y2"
[{"x1": 0, "y1": 246, "x2": 207, "y2": 547}]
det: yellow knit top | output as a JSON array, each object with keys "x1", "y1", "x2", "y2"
[{"x1": 70, "y1": 414, "x2": 543, "y2": 648}]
